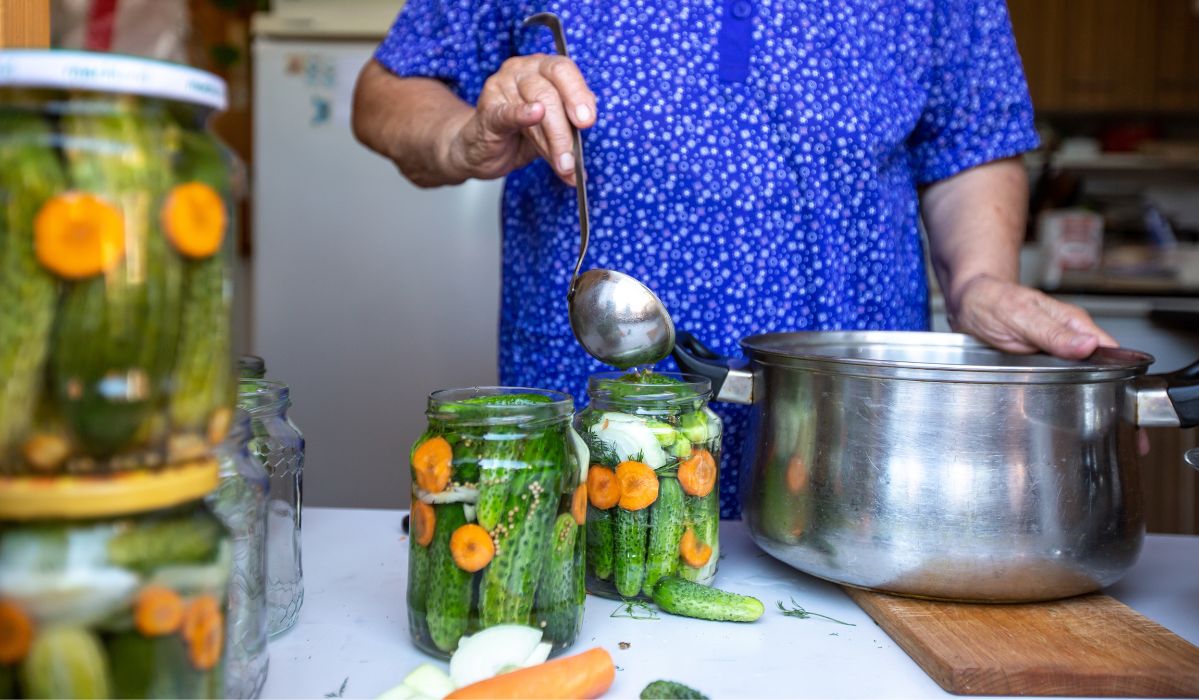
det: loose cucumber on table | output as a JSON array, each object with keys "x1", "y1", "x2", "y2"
[
  {"x1": 643, "y1": 477, "x2": 685, "y2": 596},
  {"x1": 614, "y1": 506, "x2": 649, "y2": 598},
  {"x1": 651, "y1": 575, "x2": 764, "y2": 622},
  {"x1": 426, "y1": 503, "x2": 473, "y2": 652}
]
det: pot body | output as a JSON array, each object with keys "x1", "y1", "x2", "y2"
[{"x1": 738, "y1": 334, "x2": 1147, "y2": 602}]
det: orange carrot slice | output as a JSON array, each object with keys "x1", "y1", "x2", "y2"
[
  {"x1": 786, "y1": 454, "x2": 808, "y2": 494},
  {"x1": 571, "y1": 485, "x2": 588, "y2": 525},
  {"x1": 679, "y1": 527, "x2": 713, "y2": 568},
  {"x1": 413, "y1": 436, "x2": 452, "y2": 493},
  {"x1": 411, "y1": 500, "x2": 436, "y2": 547},
  {"x1": 134, "y1": 585, "x2": 185, "y2": 637},
  {"x1": 616, "y1": 461, "x2": 659, "y2": 511},
  {"x1": 34, "y1": 192, "x2": 125, "y2": 279},
  {"x1": 678, "y1": 449, "x2": 717, "y2": 497},
  {"x1": 0, "y1": 600, "x2": 33, "y2": 664},
  {"x1": 586, "y1": 465, "x2": 620, "y2": 509},
  {"x1": 450, "y1": 523, "x2": 495, "y2": 572},
  {"x1": 182, "y1": 594, "x2": 224, "y2": 671},
  {"x1": 162, "y1": 181, "x2": 227, "y2": 258},
  {"x1": 446, "y1": 647, "x2": 615, "y2": 699}
]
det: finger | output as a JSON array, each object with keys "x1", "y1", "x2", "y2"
[
  {"x1": 522, "y1": 123, "x2": 552, "y2": 164},
  {"x1": 516, "y1": 74, "x2": 577, "y2": 182},
  {"x1": 477, "y1": 100, "x2": 544, "y2": 137},
  {"x1": 1020, "y1": 293, "x2": 1100, "y2": 359},
  {"x1": 537, "y1": 56, "x2": 597, "y2": 128},
  {"x1": 1065, "y1": 314, "x2": 1119, "y2": 348},
  {"x1": 1137, "y1": 428, "x2": 1150, "y2": 457}
]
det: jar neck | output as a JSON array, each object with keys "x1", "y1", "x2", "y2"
[
  {"x1": 427, "y1": 387, "x2": 572, "y2": 430},
  {"x1": 586, "y1": 372, "x2": 711, "y2": 417},
  {"x1": 238, "y1": 378, "x2": 291, "y2": 419}
]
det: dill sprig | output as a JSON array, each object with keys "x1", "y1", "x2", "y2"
[
  {"x1": 611, "y1": 598, "x2": 659, "y2": 620},
  {"x1": 776, "y1": 598, "x2": 855, "y2": 626}
]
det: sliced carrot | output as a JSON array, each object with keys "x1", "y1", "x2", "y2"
[
  {"x1": 0, "y1": 600, "x2": 33, "y2": 664},
  {"x1": 586, "y1": 465, "x2": 620, "y2": 510},
  {"x1": 786, "y1": 453, "x2": 808, "y2": 494},
  {"x1": 446, "y1": 646, "x2": 615, "y2": 699},
  {"x1": 34, "y1": 192, "x2": 125, "y2": 279},
  {"x1": 678, "y1": 449, "x2": 717, "y2": 497},
  {"x1": 450, "y1": 523, "x2": 495, "y2": 572},
  {"x1": 616, "y1": 461, "x2": 659, "y2": 511},
  {"x1": 413, "y1": 436, "x2": 452, "y2": 493},
  {"x1": 162, "y1": 181, "x2": 227, "y2": 259},
  {"x1": 679, "y1": 527, "x2": 713, "y2": 568},
  {"x1": 181, "y1": 594, "x2": 224, "y2": 671},
  {"x1": 571, "y1": 485, "x2": 588, "y2": 525},
  {"x1": 134, "y1": 585, "x2": 185, "y2": 636},
  {"x1": 411, "y1": 500, "x2": 436, "y2": 547}
]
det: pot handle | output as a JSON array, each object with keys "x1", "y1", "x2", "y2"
[
  {"x1": 1135, "y1": 358, "x2": 1199, "y2": 429},
  {"x1": 672, "y1": 331, "x2": 754, "y2": 404}
]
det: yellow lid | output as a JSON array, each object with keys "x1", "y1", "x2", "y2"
[{"x1": 0, "y1": 459, "x2": 218, "y2": 520}]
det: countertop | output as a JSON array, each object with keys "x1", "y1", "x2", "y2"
[{"x1": 261, "y1": 508, "x2": 1199, "y2": 700}]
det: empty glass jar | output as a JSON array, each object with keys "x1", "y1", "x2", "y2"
[
  {"x1": 208, "y1": 410, "x2": 269, "y2": 698},
  {"x1": 238, "y1": 379, "x2": 304, "y2": 637}
]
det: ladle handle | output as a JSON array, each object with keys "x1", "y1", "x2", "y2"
[{"x1": 524, "y1": 12, "x2": 590, "y2": 297}]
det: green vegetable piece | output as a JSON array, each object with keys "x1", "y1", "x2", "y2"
[
  {"x1": 645, "y1": 420, "x2": 677, "y2": 447},
  {"x1": 679, "y1": 489, "x2": 720, "y2": 584},
  {"x1": 669, "y1": 435, "x2": 692, "y2": 459},
  {"x1": 426, "y1": 503, "x2": 473, "y2": 652},
  {"x1": 640, "y1": 680, "x2": 710, "y2": 699},
  {"x1": 406, "y1": 519, "x2": 432, "y2": 641},
  {"x1": 643, "y1": 477, "x2": 686, "y2": 596},
  {"x1": 679, "y1": 412, "x2": 709, "y2": 445},
  {"x1": 614, "y1": 506, "x2": 649, "y2": 598},
  {"x1": 651, "y1": 576, "x2": 764, "y2": 622},
  {"x1": 105, "y1": 632, "x2": 211, "y2": 699},
  {"x1": 535, "y1": 512, "x2": 581, "y2": 645},
  {"x1": 107, "y1": 515, "x2": 220, "y2": 571},
  {"x1": 20, "y1": 626, "x2": 112, "y2": 699},
  {"x1": 586, "y1": 505, "x2": 615, "y2": 580}
]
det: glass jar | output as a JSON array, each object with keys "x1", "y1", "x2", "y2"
[
  {"x1": 238, "y1": 379, "x2": 304, "y2": 637},
  {"x1": 0, "y1": 51, "x2": 236, "y2": 477},
  {"x1": 0, "y1": 461, "x2": 231, "y2": 698},
  {"x1": 407, "y1": 388, "x2": 586, "y2": 659},
  {"x1": 238, "y1": 356, "x2": 266, "y2": 380},
  {"x1": 208, "y1": 410, "x2": 269, "y2": 698},
  {"x1": 575, "y1": 372, "x2": 723, "y2": 600}
]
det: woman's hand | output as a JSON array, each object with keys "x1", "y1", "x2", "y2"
[{"x1": 446, "y1": 54, "x2": 597, "y2": 185}]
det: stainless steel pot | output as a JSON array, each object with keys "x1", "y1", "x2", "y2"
[{"x1": 674, "y1": 331, "x2": 1199, "y2": 602}]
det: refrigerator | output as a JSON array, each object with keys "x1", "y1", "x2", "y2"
[{"x1": 252, "y1": 8, "x2": 504, "y2": 509}]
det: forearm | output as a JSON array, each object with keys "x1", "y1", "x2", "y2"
[
  {"x1": 351, "y1": 60, "x2": 474, "y2": 187},
  {"x1": 920, "y1": 157, "x2": 1027, "y2": 319}
]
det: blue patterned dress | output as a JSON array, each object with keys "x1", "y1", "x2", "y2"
[{"x1": 375, "y1": 0, "x2": 1038, "y2": 518}]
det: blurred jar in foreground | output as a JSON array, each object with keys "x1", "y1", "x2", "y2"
[
  {"x1": 208, "y1": 409, "x2": 269, "y2": 698},
  {"x1": 0, "y1": 50, "x2": 236, "y2": 476},
  {"x1": 238, "y1": 378, "x2": 304, "y2": 637}
]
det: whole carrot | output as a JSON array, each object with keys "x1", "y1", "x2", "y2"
[{"x1": 445, "y1": 647, "x2": 615, "y2": 699}]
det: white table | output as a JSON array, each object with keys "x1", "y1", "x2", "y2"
[{"x1": 261, "y1": 508, "x2": 1199, "y2": 699}]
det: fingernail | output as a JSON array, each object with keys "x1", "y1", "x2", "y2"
[
  {"x1": 575, "y1": 104, "x2": 592, "y2": 123},
  {"x1": 1070, "y1": 334, "x2": 1095, "y2": 350},
  {"x1": 558, "y1": 152, "x2": 575, "y2": 173},
  {"x1": 523, "y1": 103, "x2": 539, "y2": 117}
]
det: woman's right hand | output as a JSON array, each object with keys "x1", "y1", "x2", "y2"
[{"x1": 446, "y1": 54, "x2": 597, "y2": 185}]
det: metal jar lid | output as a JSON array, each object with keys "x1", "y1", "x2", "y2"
[
  {"x1": 741, "y1": 331, "x2": 1155, "y2": 384},
  {"x1": 0, "y1": 50, "x2": 227, "y2": 110}
]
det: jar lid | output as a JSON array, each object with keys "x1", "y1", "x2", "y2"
[
  {"x1": 0, "y1": 50, "x2": 227, "y2": 110},
  {"x1": 0, "y1": 458, "x2": 219, "y2": 520}
]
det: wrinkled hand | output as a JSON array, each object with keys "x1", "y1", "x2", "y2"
[
  {"x1": 447, "y1": 54, "x2": 596, "y2": 185},
  {"x1": 948, "y1": 275, "x2": 1118, "y2": 360}
]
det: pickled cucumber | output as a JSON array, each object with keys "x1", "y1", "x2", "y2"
[
  {"x1": 20, "y1": 625, "x2": 112, "y2": 699},
  {"x1": 106, "y1": 516, "x2": 220, "y2": 572}
]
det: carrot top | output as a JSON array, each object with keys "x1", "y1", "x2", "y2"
[
  {"x1": 413, "y1": 436, "x2": 453, "y2": 493},
  {"x1": 450, "y1": 523, "x2": 495, "y2": 573},
  {"x1": 678, "y1": 449, "x2": 717, "y2": 497},
  {"x1": 616, "y1": 461, "x2": 659, "y2": 511},
  {"x1": 587, "y1": 465, "x2": 620, "y2": 510}
]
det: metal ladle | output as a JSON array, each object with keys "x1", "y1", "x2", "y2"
[{"x1": 524, "y1": 12, "x2": 676, "y2": 370}]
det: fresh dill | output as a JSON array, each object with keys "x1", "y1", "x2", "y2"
[
  {"x1": 324, "y1": 677, "x2": 349, "y2": 698},
  {"x1": 611, "y1": 598, "x2": 659, "y2": 620},
  {"x1": 776, "y1": 598, "x2": 855, "y2": 626}
]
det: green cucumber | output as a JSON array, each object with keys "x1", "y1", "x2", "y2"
[
  {"x1": 679, "y1": 489, "x2": 720, "y2": 583},
  {"x1": 586, "y1": 505, "x2": 614, "y2": 580},
  {"x1": 20, "y1": 625, "x2": 112, "y2": 699},
  {"x1": 106, "y1": 515, "x2": 220, "y2": 572},
  {"x1": 0, "y1": 113, "x2": 66, "y2": 463},
  {"x1": 651, "y1": 576, "x2": 764, "y2": 622},
  {"x1": 643, "y1": 477, "x2": 685, "y2": 596},
  {"x1": 679, "y1": 412, "x2": 709, "y2": 444},
  {"x1": 641, "y1": 679, "x2": 710, "y2": 699},
  {"x1": 426, "y1": 503, "x2": 473, "y2": 652},
  {"x1": 104, "y1": 632, "x2": 193, "y2": 699},
  {"x1": 535, "y1": 512, "x2": 580, "y2": 644},
  {"x1": 475, "y1": 464, "x2": 512, "y2": 532},
  {"x1": 406, "y1": 521, "x2": 432, "y2": 640},
  {"x1": 613, "y1": 506, "x2": 649, "y2": 598}
]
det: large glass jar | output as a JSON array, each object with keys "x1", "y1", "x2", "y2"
[
  {"x1": 407, "y1": 388, "x2": 586, "y2": 659},
  {"x1": 0, "y1": 461, "x2": 231, "y2": 698},
  {"x1": 0, "y1": 51, "x2": 236, "y2": 477},
  {"x1": 575, "y1": 372, "x2": 723, "y2": 600},
  {"x1": 208, "y1": 410, "x2": 269, "y2": 698},
  {"x1": 238, "y1": 379, "x2": 304, "y2": 637}
]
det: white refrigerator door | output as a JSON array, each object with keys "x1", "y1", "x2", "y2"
[{"x1": 253, "y1": 38, "x2": 503, "y2": 508}]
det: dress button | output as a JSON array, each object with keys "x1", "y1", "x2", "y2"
[{"x1": 731, "y1": 0, "x2": 753, "y2": 19}]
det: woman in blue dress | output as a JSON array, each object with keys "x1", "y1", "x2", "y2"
[{"x1": 352, "y1": 0, "x2": 1115, "y2": 518}]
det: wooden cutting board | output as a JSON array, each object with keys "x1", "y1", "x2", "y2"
[{"x1": 844, "y1": 588, "x2": 1199, "y2": 697}]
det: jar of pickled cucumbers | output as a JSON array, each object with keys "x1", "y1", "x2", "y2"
[
  {"x1": 0, "y1": 51, "x2": 236, "y2": 477},
  {"x1": 0, "y1": 461, "x2": 231, "y2": 699},
  {"x1": 208, "y1": 410, "x2": 269, "y2": 699},
  {"x1": 238, "y1": 379, "x2": 304, "y2": 637},
  {"x1": 575, "y1": 372, "x2": 723, "y2": 600},
  {"x1": 407, "y1": 388, "x2": 588, "y2": 659}
]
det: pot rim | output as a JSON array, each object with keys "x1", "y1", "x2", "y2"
[{"x1": 740, "y1": 331, "x2": 1154, "y2": 384}]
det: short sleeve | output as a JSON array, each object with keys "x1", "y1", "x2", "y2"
[
  {"x1": 907, "y1": 0, "x2": 1040, "y2": 185},
  {"x1": 373, "y1": 0, "x2": 515, "y2": 105}
]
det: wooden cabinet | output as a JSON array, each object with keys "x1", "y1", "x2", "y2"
[{"x1": 1008, "y1": 0, "x2": 1199, "y2": 114}]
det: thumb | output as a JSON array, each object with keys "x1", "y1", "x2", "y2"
[
  {"x1": 1019, "y1": 298, "x2": 1100, "y2": 359},
  {"x1": 478, "y1": 101, "x2": 544, "y2": 137}
]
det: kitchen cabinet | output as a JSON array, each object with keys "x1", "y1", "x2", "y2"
[{"x1": 1152, "y1": 0, "x2": 1199, "y2": 112}]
